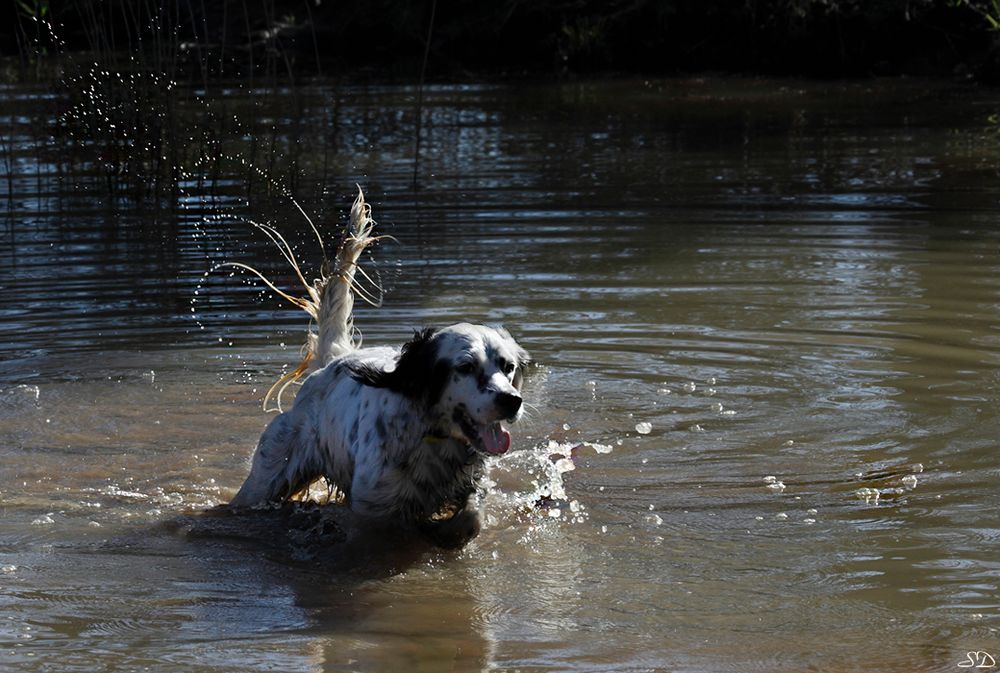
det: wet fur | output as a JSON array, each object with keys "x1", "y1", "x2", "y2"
[{"x1": 230, "y1": 191, "x2": 529, "y2": 548}]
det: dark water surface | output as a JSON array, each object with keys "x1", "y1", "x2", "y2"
[{"x1": 2, "y1": 77, "x2": 1000, "y2": 672}]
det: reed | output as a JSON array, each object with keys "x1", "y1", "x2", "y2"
[
  {"x1": 7, "y1": 0, "x2": 327, "y2": 206},
  {"x1": 0, "y1": 132, "x2": 12, "y2": 214}
]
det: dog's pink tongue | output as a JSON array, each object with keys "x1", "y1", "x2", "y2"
[{"x1": 481, "y1": 423, "x2": 511, "y2": 455}]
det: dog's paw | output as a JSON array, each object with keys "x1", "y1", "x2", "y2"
[{"x1": 419, "y1": 508, "x2": 481, "y2": 549}]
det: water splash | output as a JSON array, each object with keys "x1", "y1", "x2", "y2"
[
  {"x1": 0, "y1": 384, "x2": 41, "y2": 410},
  {"x1": 58, "y1": 61, "x2": 393, "y2": 410},
  {"x1": 481, "y1": 439, "x2": 612, "y2": 527}
]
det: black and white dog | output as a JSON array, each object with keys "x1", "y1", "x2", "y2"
[{"x1": 230, "y1": 190, "x2": 530, "y2": 548}]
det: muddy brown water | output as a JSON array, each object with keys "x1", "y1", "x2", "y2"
[{"x1": 1, "y1": 77, "x2": 999, "y2": 672}]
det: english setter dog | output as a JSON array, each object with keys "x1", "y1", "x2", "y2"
[{"x1": 230, "y1": 190, "x2": 530, "y2": 548}]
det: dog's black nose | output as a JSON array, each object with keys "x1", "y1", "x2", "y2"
[{"x1": 496, "y1": 391, "x2": 522, "y2": 417}]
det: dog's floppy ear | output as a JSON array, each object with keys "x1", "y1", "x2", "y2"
[
  {"x1": 494, "y1": 326, "x2": 531, "y2": 391},
  {"x1": 351, "y1": 327, "x2": 447, "y2": 402}
]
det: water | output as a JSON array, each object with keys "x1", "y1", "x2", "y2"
[{"x1": 2, "y1": 76, "x2": 1000, "y2": 671}]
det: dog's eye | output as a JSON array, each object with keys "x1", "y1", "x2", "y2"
[
  {"x1": 501, "y1": 361, "x2": 516, "y2": 375},
  {"x1": 455, "y1": 361, "x2": 476, "y2": 375}
]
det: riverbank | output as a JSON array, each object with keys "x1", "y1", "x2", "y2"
[{"x1": 5, "y1": 0, "x2": 1000, "y2": 83}]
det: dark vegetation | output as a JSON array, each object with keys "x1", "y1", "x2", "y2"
[{"x1": 5, "y1": 0, "x2": 1000, "y2": 82}]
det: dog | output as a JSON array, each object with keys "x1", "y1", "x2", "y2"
[{"x1": 230, "y1": 189, "x2": 530, "y2": 548}]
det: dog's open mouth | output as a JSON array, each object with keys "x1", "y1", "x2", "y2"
[
  {"x1": 456, "y1": 410, "x2": 511, "y2": 455},
  {"x1": 479, "y1": 421, "x2": 511, "y2": 455}
]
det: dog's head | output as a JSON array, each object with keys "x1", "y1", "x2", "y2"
[{"x1": 353, "y1": 324, "x2": 530, "y2": 455}]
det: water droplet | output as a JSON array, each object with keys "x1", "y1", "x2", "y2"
[
  {"x1": 635, "y1": 421, "x2": 652, "y2": 434},
  {"x1": 855, "y1": 487, "x2": 881, "y2": 504}
]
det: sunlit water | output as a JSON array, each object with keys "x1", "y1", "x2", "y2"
[{"x1": 2, "y1": 77, "x2": 1000, "y2": 672}]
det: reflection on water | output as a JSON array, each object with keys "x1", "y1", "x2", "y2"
[{"x1": 2, "y1": 78, "x2": 1000, "y2": 672}]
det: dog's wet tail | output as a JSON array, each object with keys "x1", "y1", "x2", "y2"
[
  {"x1": 247, "y1": 187, "x2": 380, "y2": 411},
  {"x1": 309, "y1": 188, "x2": 380, "y2": 369}
]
